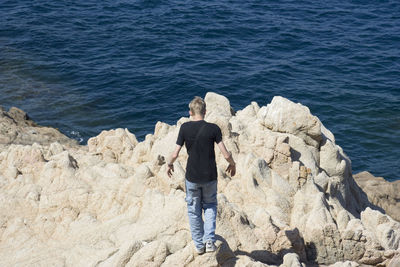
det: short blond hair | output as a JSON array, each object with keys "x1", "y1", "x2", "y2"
[{"x1": 189, "y1": 96, "x2": 206, "y2": 115}]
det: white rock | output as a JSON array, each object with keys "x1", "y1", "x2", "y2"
[
  {"x1": 280, "y1": 253, "x2": 302, "y2": 267},
  {"x1": 258, "y1": 96, "x2": 322, "y2": 147}
]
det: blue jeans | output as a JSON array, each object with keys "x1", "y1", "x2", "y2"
[{"x1": 185, "y1": 179, "x2": 218, "y2": 250}]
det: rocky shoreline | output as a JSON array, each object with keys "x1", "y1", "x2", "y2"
[
  {"x1": 0, "y1": 106, "x2": 78, "y2": 148},
  {"x1": 353, "y1": 172, "x2": 400, "y2": 222},
  {"x1": 0, "y1": 93, "x2": 399, "y2": 267}
]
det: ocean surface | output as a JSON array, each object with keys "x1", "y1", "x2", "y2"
[{"x1": 0, "y1": 0, "x2": 399, "y2": 181}]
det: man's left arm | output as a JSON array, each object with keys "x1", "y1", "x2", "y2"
[
  {"x1": 217, "y1": 141, "x2": 236, "y2": 176},
  {"x1": 167, "y1": 144, "x2": 182, "y2": 177}
]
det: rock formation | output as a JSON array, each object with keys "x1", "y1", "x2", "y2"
[
  {"x1": 0, "y1": 106, "x2": 78, "y2": 147},
  {"x1": 354, "y1": 171, "x2": 400, "y2": 222},
  {"x1": 0, "y1": 92, "x2": 399, "y2": 267}
]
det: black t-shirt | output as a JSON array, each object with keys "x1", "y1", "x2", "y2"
[{"x1": 176, "y1": 120, "x2": 222, "y2": 183}]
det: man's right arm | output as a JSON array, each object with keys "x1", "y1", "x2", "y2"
[
  {"x1": 167, "y1": 144, "x2": 182, "y2": 177},
  {"x1": 217, "y1": 141, "x2": 236, "y2": 176},
  {"x1": 167, "y1": 124, "x2": 185, "y2": 177}
]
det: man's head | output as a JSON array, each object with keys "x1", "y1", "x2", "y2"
[{"x1": 189, "y1": 96, "x2": 206, "y2": 116}]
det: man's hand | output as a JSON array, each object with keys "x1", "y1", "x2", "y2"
[
  {"x1": 167, "y1": 164, "x2": 174, "y2": 177},
  {"x1": 226, "y1": 163, "x2": 236, "y2": 176},
  {"x1": 167, "y1": 145, "x2": 182, "y2": 178}
]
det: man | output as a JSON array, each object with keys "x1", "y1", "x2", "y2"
[{"x1": 167, "y1": 96, "x2": 236, "y2": 255}]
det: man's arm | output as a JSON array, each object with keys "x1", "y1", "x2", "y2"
[
  {"x1": 217, "y1": 141, "x2": 236, "y2": 176},
  {"x1": 167, "y1": 144, "x2": 182, "y2": 177}
]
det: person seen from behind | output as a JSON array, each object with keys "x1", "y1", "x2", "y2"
[{"x1": 167, "y1": 96, "x2": 236, "y2": 255}]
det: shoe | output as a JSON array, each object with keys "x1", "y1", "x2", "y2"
[
  {"x1": 195, "y1": 246, "x2": 205, "y2": 255},
  {"x1": 205, "y1": 240, "x2": 216, "y2": 253}
]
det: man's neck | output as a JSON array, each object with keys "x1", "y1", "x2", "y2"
[{"x1": 191, "y1": 115, "x2": 204, "y2": 121}]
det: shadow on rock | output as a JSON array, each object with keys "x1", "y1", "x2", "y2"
[
  {"x1": 216, "y1": 229, "x2": 307, "y2": 266},
  {"x1": 234, "y1": 249, "x2": 281, "y2": 265},
  {"x1": 214, "y1": 235, "x2": 238, "y2": 266}
]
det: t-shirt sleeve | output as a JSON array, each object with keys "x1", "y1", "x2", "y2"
[
  {"x1": 176, "y1": 125, "x2": 185, "y2": 146},
  {"x1": 215, "y1": 125, "x2": 222, "y2": 144}
]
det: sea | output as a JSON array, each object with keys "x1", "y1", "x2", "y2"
[{"x1": 0, "y1": 0, "x2": 399, "y2": 181}]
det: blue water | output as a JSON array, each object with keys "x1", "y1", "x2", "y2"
[{"x1": 0, "y1": 0, "x2": 399, "y2": 181}]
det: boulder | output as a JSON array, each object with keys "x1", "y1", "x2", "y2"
[{"x1": 257, "y1": 96, "x2": 322, "y2": 148}]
